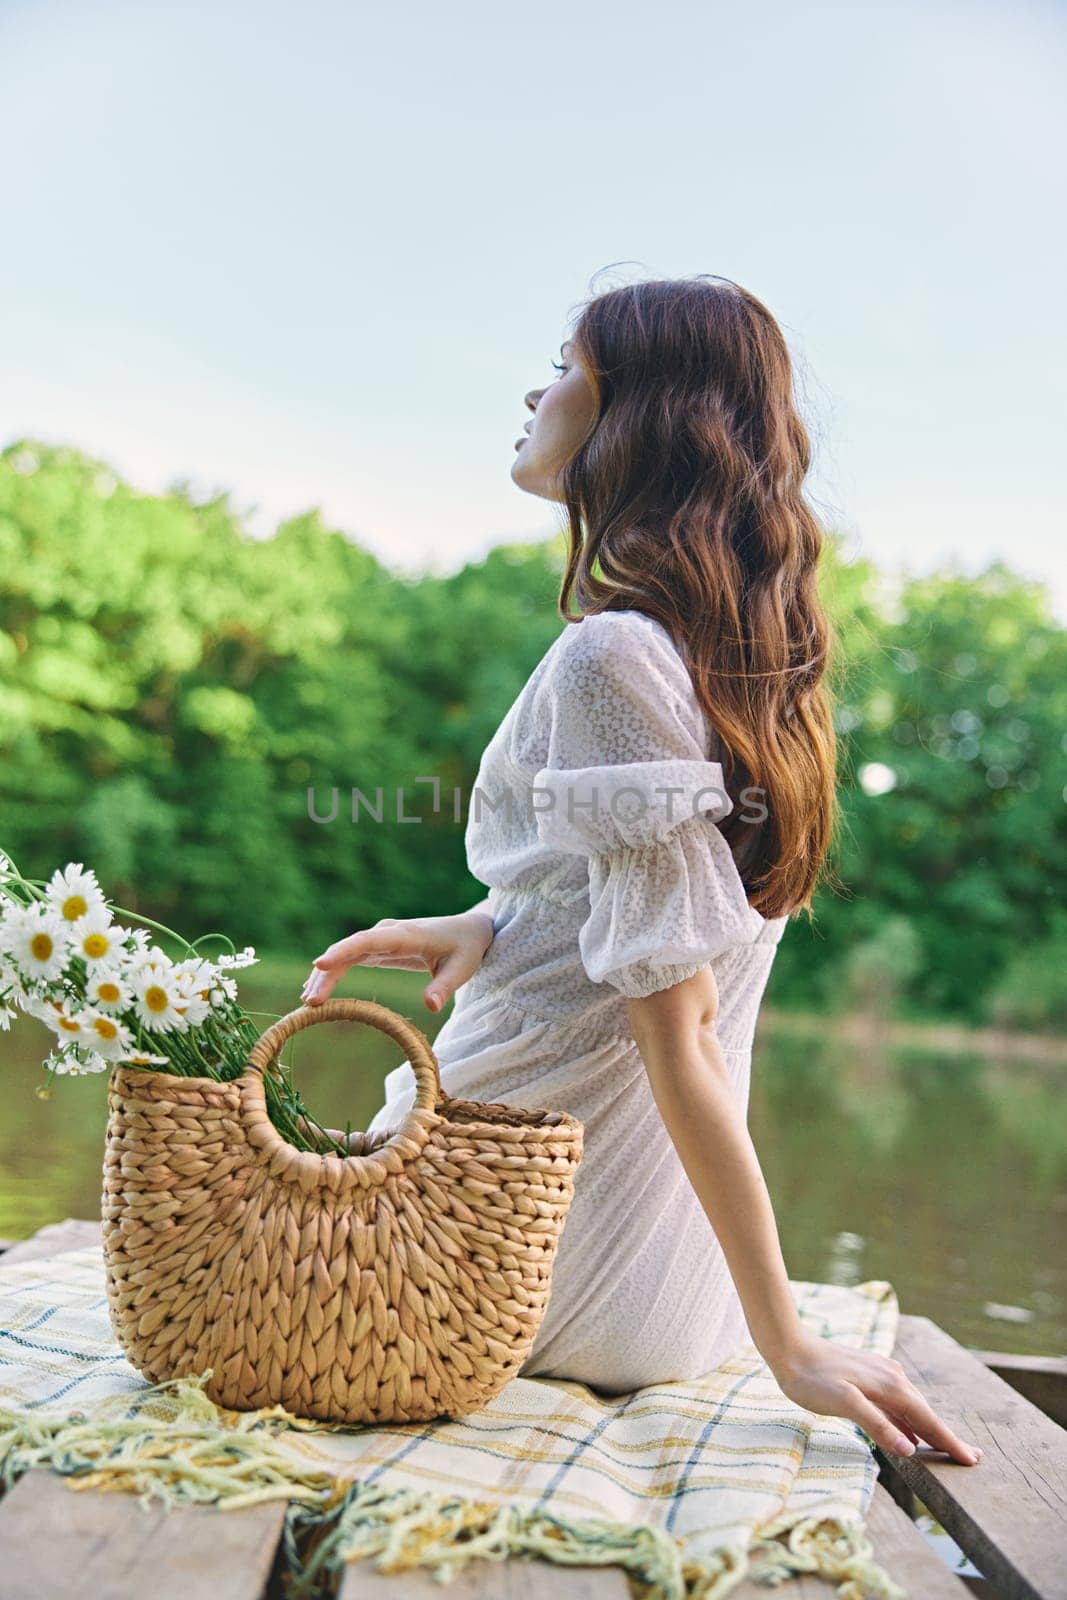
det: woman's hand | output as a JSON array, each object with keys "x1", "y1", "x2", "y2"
[
  {"x1": 772, "y1": 1329, "x2": 983, "y2": 1464},
  {"x1": 300, "y1": 910, "x2": 495, "y2": 1014}
]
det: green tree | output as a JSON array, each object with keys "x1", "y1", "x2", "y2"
[{"x1": 2, "y1": 440, "x2": 1063, "y2": 1025}]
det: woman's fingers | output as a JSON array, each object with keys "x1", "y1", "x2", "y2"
[
  {"x1": 302, "y1": 964, "x2": 340, "y2": 1004},
  {"x1": 301, "y1": 925, "x2": 429, "y2": 1004},
  {"x1": 840, "y1": 1382, "x2": 919, "y2": 1457},
  {"x1": 886, "y1": 1381, "x2": 983, "y2": 1464},
  {"x1": 884, "y1": 1411, "x2": 921, "y2": 1447},
  {"x1": 299, "y1": 914, "x2": 488, "y2": 1011},
  {"x1": 423, "y1": 949, "x2": 474, "y2": 1013},
  {"x1": 314, "y1": 924, "x2": 422, "y2": 970},
  {"x1": 843, "y1": 1378, "x2": 982, "y2": 1465}
]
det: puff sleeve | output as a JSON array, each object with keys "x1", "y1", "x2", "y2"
[{"x1": 531, "y1": 612, "x2": 762, "y2": 997}]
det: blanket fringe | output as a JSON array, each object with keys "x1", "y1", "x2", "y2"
[
  {"x1": 0, "y1": 1374, "x2": 904, "y2": 1600},
  {"x1": 286, "y1": 1481, "x2": 748, "y2": 1600},
  {"x1": 745, "y1": 1513, "x2": 908, "y2": 1600},
  {"x1": 0, "y1": 1373, "x2": 336, "y2": 1512}
]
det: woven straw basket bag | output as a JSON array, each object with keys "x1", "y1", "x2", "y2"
[{"x1": 102, "y1": 997, "x2": 585, "y2": 1424}]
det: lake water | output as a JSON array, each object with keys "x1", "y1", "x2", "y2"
[{"x1": 2, "y1": 961, "x2": 1063, "y2": 1358}]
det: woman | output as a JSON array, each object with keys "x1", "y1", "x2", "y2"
[{"x1": 301, "y1": 276, "x2": 981, "y2": 1467}]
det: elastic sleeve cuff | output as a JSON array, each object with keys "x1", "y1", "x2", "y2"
[{"x1": 599, "y1": 958, "x2": 712, "y2": 998}]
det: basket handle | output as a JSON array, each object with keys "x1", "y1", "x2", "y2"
[
  {"x1": 238, "y1": 998, "x2": 447, "y2": 1190},
  {"x1": 246, "y1": 997, "x2": 441, "y2": 1107}
]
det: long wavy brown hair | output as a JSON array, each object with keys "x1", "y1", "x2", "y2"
[{"x1": 556, "y1": 275, "x2": 839, "y2": 919}]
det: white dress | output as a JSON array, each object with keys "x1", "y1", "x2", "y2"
[{"x1": 365, "y1": 609, "x2": 790, "y2": 1394}]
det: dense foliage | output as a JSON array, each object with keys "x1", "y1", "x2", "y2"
[{"x1": 1, "y1": 441, "x2": 1063, "y2": 1026}]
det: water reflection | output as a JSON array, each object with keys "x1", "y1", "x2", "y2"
[
  {"x1": 1, "y1": 976, "x2": 1063, "y2": 1356},
  {"x1": 749, "y1": 1028, "x2": 1066, "y2": 1353}
]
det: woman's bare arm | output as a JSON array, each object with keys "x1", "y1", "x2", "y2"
[{"x1": 625, "y1": 968, "x2": 982, "y2": 1465}]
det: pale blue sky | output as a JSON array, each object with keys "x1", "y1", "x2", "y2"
[{"x1": 2, "y1": 0, "x2": 1064, "y2": 610}]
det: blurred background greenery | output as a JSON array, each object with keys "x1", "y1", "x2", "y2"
[
  {"x1": 1, "y1": 437, "x2": 1064, "y2": 1353},
  {"x1": 2, "y1": 437, "x2": 1063, "y2": 1028}
]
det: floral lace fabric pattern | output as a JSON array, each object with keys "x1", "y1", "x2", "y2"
[{"x1": 367, "y1": 609, "x2": 790, "y2": 1391}]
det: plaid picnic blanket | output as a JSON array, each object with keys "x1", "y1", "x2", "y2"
[{"x1": 0, "y1": 1245, "x2": 905, "y2": 1600}]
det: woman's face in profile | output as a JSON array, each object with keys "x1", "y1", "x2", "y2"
[{"x1": 511, "y1": 340, "x2": 597, "y2": 502}]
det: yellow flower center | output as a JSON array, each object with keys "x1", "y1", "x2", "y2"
[
  {"x1": 144, "y1": 985, "x2": 169, "y2": 1014},
  {"x1": 93, "y1": 1017, "x2": 119, "y2": 1040},
  {"x1": 97, "y1": 981, "x2": 121, "y2": 1003},
  {"x1": 30, "y1": 933, "x2": 55, "y2": 961},
  {"x1": 83, "y1": 933, "x2": 109, "y2": 959},
  {"x1": 62, "y1": 894, "x2": 88, "y2": 921},
  {"x1": 59, "y1": 1016, "x2": 81, "y2": 1033}
]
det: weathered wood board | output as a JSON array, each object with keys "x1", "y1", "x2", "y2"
[
  {"x1": 0, "y1": 1470, "x2": 287, "y2": 1600},
  {"x1": 2, "y1": 1224, "x2": 1064, "y2": 1598},
  {"x1": 886, "y1": 1314, "x2": 1067, "y2": 1600}
]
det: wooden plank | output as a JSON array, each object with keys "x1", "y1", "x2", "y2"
[
  {"x1": 973, "y1": 1349, "x2": 1067, "y2": 1430},
  {"x1": 885, "y1": 1313, "x2": 1067, "y2": 1600},
  {"x1": 340, "y1": 1553, "x2": 632, "y2": 1597},
  {"x1": 862, "y1": 1482, "x2": 979, "y2": 1598},
  {"x1": 727, "y1": 1482, "x2": 974, "y2": 1597},
  {"x1": 877, "y1": 1452, "x2": 920, "y2": 1518},
  {"x1": 0, "y1": 1217, "x2": 100, "y2": 1264},
  {"x1": 0, "y1": 1469, "x2": 286, "y2": 1600}
]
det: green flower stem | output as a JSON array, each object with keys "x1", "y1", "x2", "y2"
[
  {"x1": 189, "y1": 934, "x2": 241, "y2": 956},
  {"x1": 0, "y1": 870, "x2": 46, "y2": 902},
  {"x1": 146, "y1": 1008, "x2": 348, "y2": 1157},
  {"x1": 109, "y1": 905, "x2": 199, "y2": 957}
]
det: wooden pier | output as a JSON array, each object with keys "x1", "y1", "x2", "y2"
[{"x1": 1, "y1": 1219, "x2": 1064, "y2": 1600}]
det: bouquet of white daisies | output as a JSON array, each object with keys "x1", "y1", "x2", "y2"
[{"x1": 0, "y1": 846, "x2": 346, "y2": 1153}]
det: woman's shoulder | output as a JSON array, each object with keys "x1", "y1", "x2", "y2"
[
  {"x1": 534, "y1": 609, "x2": 705, "y2": 753},
  {"x1": 550, "y1": 608, "x2": 687, "y2": 677}
]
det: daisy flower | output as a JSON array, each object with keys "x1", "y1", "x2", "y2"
[
  {"x1": 36, "y1": 996, "x2": 91, "y2": 1043},
  {"x1": 3, "y1": 905, "x2": 70, "y2": 984},
  {"x1": 85, "y1": 964, "x2": 133, "y2": 1012},
  {"x1": 173, "y1": 991, "x2": 212, "y2": 1027},
  {"x1": 132, "y1": 945, "x2": 175, "y2": 975},
  {"x1": 67, "y1": 905, "x2": 127, "y2": 967},
  {"x1": 129, "y1": 965, "x2": 188, "y2": 1032},
  {"x1": 123, "y1": 927, "x2": 153, "y2": 958},
  {"x1": 45, "y1": 862, "x2": 106, "y2": 926},
  {"x1": 0, "y1": 945, "x2": 22, "y2": 995},
  {"x1": 41, "y1": 1047, "x2": 78, "y2": 1077},
  {"x1": 170, "y1": 957, "x2": 219, "y2": 1025},
  {"x1": 210, "y1": 974, "x2": 239, "y2": 1005},
  {"x1": 44, "y1": 1042, "x2": 109, "y2": 1076},
  {"x1": 0, "y1": 904, "x2": 21, "y2": 954},
  {"x1": 81, "y1": 1009, "x2": 135, "y2": 1061},
  {"x1": 119, "y1": 1049, "x2": 171, "y2": 1067},
  {"x1": 171, "y1": 955, "x2": 219, "y2": 1000},
  {"x1": 216, "y1": 946, "x2": 258, "y2": 970},
  {"x1": 5, "y1": 969, "x2": 55, "y2": 1013}
]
